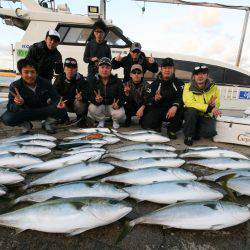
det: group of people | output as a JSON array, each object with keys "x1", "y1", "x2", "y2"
[{"x1": 1, "y1": 20, "x2": 221, "y2": 146}]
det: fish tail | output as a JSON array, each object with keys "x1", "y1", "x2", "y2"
[
  {"x1": 216, "y1": 174, "x2": 237, "y2": 201},
  {"x1": 102, "y1": 153, "x2": 111, "y2": 159},
  {"x1": 116, "y1": 220, "x2": 136, "y2": 244}
]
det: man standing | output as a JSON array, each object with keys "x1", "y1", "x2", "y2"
[
  {"x1": 123, "y1": 64, "x2": 149, "y2": 127},
  {"x1": 53, "y1": 58, "x2": 89, "y2": 127},
  {"x1": 26, "y1": 29, "x2": 63, "y2": 81},
  {"x1": 140, "y1": 58, "x2": 184, "y2": 138},
  {"x1": 88, "y1": 57, "x2": 126, "y2": 129},
  {"x1": 1, "y1": 59, "x2": 68, "y2": 134},
  {"x1": 112, "y1": 42, "x2": 158, "y2": 82},
  {"x1": 83, "y1": 20, "x2": 111, "y2": 81},
  {"x1": 183, "y1": 65, "x2": 221, "y2": 146}
]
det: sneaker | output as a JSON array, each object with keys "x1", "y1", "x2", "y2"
[
  {"x1": 167, "y1": 131, "x2": 177, "y2": 140},
  {"x1": 184, "y1": 137, "x2": 193, "y2": 146},
  {"x1": 42, "y1": 120, "x2": 56, "y2": 134},
  {"x1": 113, "y1": 121, "x2": 120, "y2": 129},
  {"x1": 97, "y1": 120, "x2": 105, "y2": 128},
  {"x1": 19, "y1": 121, "x2": 33, "y2": 135}
]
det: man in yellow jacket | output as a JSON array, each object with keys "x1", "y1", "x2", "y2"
[{"x1": 183, "y1": 65, "x2": 221, "y2": 146}]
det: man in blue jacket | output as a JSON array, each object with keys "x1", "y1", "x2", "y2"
[{"x1": 1, "y1": 59, "x2": 68, "y2": 134}]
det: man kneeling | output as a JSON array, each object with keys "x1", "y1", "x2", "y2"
[
  {"x1": 88, "y1": 57, "x2": 126, "y2": 129},
  {"x1": 183, "y1": 65, "x2": 221, "y2": 146},
  {"x1": 1, "y1": 59, "x2": 68, "y2": 134}
]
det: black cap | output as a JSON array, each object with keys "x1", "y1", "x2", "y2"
[
  {"x1": 130, "y1": 42, "x2": 142, "y2": 52},
  {"x1": 64, "y1": 58, "x2": 78, "y2": 68},
  {"x1": 161, "y1": 58, "x2": 174, "y2": 67},
  {"x1": 193, "y1": 65, "x2": 209, "y2": 75},
  {"x1": 98, "y1": 57, "x2": 112, "y2": 66},
  {"x1": 46, "y1": 29, "x2": 60, "y2": 42}
]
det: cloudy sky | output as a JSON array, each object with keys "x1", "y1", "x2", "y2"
[{"x1": 0, "y1": 0, "x2": 249, "y2": 71}]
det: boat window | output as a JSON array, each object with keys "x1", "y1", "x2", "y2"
[
  {"x1": 63, "y1": 27, "x2": 92, "y2": 44},
  {"x1": 224, "y1": 69, "x2": 250, "y2": 86},
  {"x1": 57, "y1": 26, "x2": 69, "y2": 40},
  {"x1": 106, "y1": 30, "x2": 127, "y2": 46}
]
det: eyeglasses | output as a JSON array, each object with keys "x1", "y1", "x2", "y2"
[
  {"x1": 194, "y1": 65, "x2": 208, "y2": 71},
  {"x1": 131, "y1": 69, "x2": 142, "y2": 74}
]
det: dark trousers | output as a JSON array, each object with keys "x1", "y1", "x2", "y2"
[
  {"x1": 183, "y1": 108, "x2": 217, "y2": 138},
  {"x1": 140, "y1": 105, "x2": 183, "y2": 132},
  {"x1": 124, "y1": 100, "x2": 140, "y2": 121},
  {"x1": 66, "y1": 100, "x2": 88, "y2": 120},
  {"x1": 1, "y1": 105, "x2": 68, "y2": 127}
]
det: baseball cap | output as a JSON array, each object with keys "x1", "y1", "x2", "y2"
[
  {"x1": 130, "y1": 42, "x2": 142, "y2": 52},
  {"x1": 161, "y1": 58, "x2": 174, "y2": 67},
  {"x1": 193, "y1": 65, "x2": 209, "y2": 75},
  {"x1": 130, "y1": 64, "x2": 143, "y2": 72},
  {"x1": 98, "y1": 57, "x2": 112, "y2": 66},
  {"x1": 64, "y1": 57, "x2": 78, "y2": 68},
  {"x1": 46, "y1": 29, "x2": 60, "y2": 42}
]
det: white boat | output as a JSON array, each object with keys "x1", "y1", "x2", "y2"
[{"x1": 0, "y1": 0, "x2": 249, "y2": 110}]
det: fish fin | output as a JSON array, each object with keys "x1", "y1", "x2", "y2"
[
  {"x1": 209, "y1": 224, "x2": 224, "y2": 230},
  {"x1": 101, "y1": 153, "x2": 110, "y2": 159},
  {"x1": 135, "y1": 198, "x2": 144, "y2": 203},
  {"x1": 46, "y1": 196, "x2": 62, "y2": 201},
  {"x1": 15, "y1": 228, "x2": 26, "y2": 235},
  {"x1": 162, "y1": 225, "x2": 171, "y2": 230},
  {"x1": 67, "y1": 228, "x2": 88, "y2": 236},
  {"x1": 216, "y1": 174, "x2": 237, "y2": 202},
  {"x1": 116, "y1": 221, "x2": 135, "y2": 244}
]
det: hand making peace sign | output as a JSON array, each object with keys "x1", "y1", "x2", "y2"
[
  {"x1": 57, "y1": 97, "x2": 67, "y2": 109},
  {"x1": 10, "y1": 87, "x2": 24, "y2": 106},
  {"x1": 75, "y1": 89, "x2": 82, "y2": 101},
  {"x1": 112, "y1": 98, "x2": 120, "y2": 110},
  {"x1": 94, "y1": 90, "x2": 103, "y2": 103}
]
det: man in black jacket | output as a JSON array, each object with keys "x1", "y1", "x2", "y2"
[
  {"x1": 83, "y1": 20, "x2": 111, "y2": 81},
  {"x1": 112, "y1": 42, "x2": 158, "y2": 82},
  {"x1": 53, "y1": 58, "x2": 89, "y2": 127},
  {"x1": 88, "y1": 57, "x2": 126, "y2": 129},
  {"x1": 26, "y1": 29, "x2": 63, "y2": 81},
  {"x1": 123, "y1": 64, "x2": 150, "y2": 127},
  {"x1": 140, "y1": 58, "x2": 184, "y2": 139},
  {"x1": 1, "y1": 59, "x2": 68, "y2": 134}
]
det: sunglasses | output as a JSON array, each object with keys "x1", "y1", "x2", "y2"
[
  {"x1": 65, "y1": 60, "x2": 77, "y2": 65},
  {"x1": 131, "y1": 69, "x2": 142, "y2": 74},
  {"x1": 194, "y1": 65, "x2": 208, "y2": 71}
]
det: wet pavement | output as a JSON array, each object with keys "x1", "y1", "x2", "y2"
[{"x1": 0, "y1": 121, "x2": 249, "y2": 250}]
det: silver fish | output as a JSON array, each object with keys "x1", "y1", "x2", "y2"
[
  {"x1": 0, "y1": 167, "x2": 25, "y2": 185},
  {"x1": 115, "y1": 130, "x2": 158, "y2": 135},
  {"x1": 0, "y1": 185, "x2": 8, "y2": 196},
  {"x1": 15, "y1": 140, "x2": 57, "y2": 149},
  {"x1": 104, "y1": 149, "x2": 177, "y2": 161},
  {"x1": 0, "y1": 198, "x2": 132, "y2": 236},
  {"x1": 188, "y1": 146, "x2": 218, "y2": 151},
  {"x1": 69, "y1": 144, "x2": 104, "y2": 151},
  {"x1": 109, "y1": 158, "x2": 185, "y2": 170},
  {"x1": 180, "y1": 149, "x2": 248, "y2": 160},
  {"x1": 0, "y1": 134, "x2": 56, "y2": 144},
  {"x1": 123, "y1": 181, "x2": 223, "y2": 204},
  {"x1": 63, "y1": 148, "x2": 106, "y2": 156},
  {"x1": 187, "y1": 158, "x2": 250, "y2": 170},
  {"x1": 101, "y1": 168, "x2": 197, "y2": 185},
  {"x1": 24, "y1": 162, "x2": 115, "y2": 188},
  {"x1": 123, "y1": 201, "x2": 250, "y2": 234},
  {"x1": 112, "y1": 130, "x2": 170, "y2": 143},
  {"x1": 201, "y1": 169, "x2": 250, "y2": 181},
  {"x1": 227, "y1": 177, "x2": 250, "y2": 196},
  {"x1": 14, "y1": 182, "x2": 128, "y2": 204},
  {"x1": 69, "y1": 128, "x2": 111, "y2": 134},
  {"x1": 110, "y1": 143, "x2": 176, "y2": 153},
  {"x1": 0, "y1": 153, "x2": 43, "y2": 168},
  {"x1": 20, "y1": 151, "x2": 105, "y2": 173},
  {"x1": 0, "y1": 145, "x2": 51, "y2": 156}
]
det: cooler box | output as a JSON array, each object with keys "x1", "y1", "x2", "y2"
[{"x1": 213, "y1": 116, "x2": 250, "y2": 146}]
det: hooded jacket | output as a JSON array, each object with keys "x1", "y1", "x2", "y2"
[
  {"x1": 144, "y1": 73, "x2": 184, "y2": 109},
  {"x1": 83, "y1": 39, "x2": 111, "y2": 75},
  {"x1": 26, "y1": 41, "x2": 63, "y2": 81},
  {"x1": 53, "y1": 72, "x2": 89, "y2": 106},
  {"x1": 112, "y1": 52, "x2": 158, "y2": 82},
  {"x1": 183, "y1": 79, "x2": 220, "y2": 114},
  {"x1": 89, "y1": 74, "x2": 125, "y2": 107}
]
